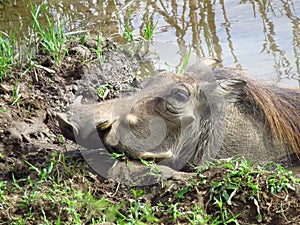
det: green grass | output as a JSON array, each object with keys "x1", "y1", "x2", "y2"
[
  {"x1": 93, "y1": 34, "x2": 103, "y2": 57},
  {"x1": 121, "y1": 190, "x2": 159, "y2": 224},
  {"x1": 196, "y1": 158, "x2": 299, "y2": 224},
  {"x1": 11, "y1": 79, "x2": 21, "y2": 106},
  {"x1": 123, "y1": 17, "x2": 134, "y2": 42},
  {"x1": 0, "y1": 3, "x2": 69, "y2": 81},
  {"x1": 179, "y1": 46, "x2": 191, "y2": 75},
  {"x1": 1, "y1": 155, "x2": 299, "y2": 224},
  {"x1": 0, "y1": 31, "x2": 15, "y2": 80},
  {"x1": 0, "y1": 152, "x2": 161, "y2": 224},
  {"x1": 122, "y1": 16, "x2": 157, "y2": 42},
  {"x1": 143, "y1": 18, "x2": 158, "y2": 41},
  {"x1": 1, "y1": 153, "x2": 119, "y2": 224},
  {"x1": 0, "y1": 180, "x2": 7, "y2": 202},
  {"x1": 116, "y1": 12, "x2": 158, "y2": 58},
  {"x1": 31, "y1": 3, "x2": 68, "y2": 65}
]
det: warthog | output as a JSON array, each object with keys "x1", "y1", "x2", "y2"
[{"x1": 58, "y1": 58, "x2": 300, "y2": 171}]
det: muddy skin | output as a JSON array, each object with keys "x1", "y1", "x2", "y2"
[{"x1": 58, "y1": 58, "x2": 300, "y2": 171}]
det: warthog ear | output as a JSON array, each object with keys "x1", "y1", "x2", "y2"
[
  {"x1": 186, "y1": 57, "x2": 220, "y2": 74},
  {"x1": 216, "y1": 78, "x2": 247, "y2": 102}
]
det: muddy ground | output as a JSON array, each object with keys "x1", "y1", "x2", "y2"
[{"x1": 0, "y1": 38, "x2": 299, "y2": 224}]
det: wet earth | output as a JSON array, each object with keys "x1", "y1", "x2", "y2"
[{"x1": 0, "y1": 38, "x2": 299, "y2": 224}]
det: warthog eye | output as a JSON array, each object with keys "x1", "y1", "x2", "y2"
[
  {"x1": 164, "y1": 86, "x2": 190, "y2": 114},
  {"x1": 170, "y1": 87, "x2": 189, "y2": 102}
]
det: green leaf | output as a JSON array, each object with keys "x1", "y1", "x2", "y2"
[{"x1": 223, "y1": 163, "x2": 235, "y2": 169}]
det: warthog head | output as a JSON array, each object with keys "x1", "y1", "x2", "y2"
[
  {"x1": 58, "y1": 58, "x2": 300, "y2": 170},
  {"x1": 58, "y1": 59, "x2": 250, "y2": 170}
]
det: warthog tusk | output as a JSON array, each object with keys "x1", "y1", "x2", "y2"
[
  {"x1": 138, "y1": 150, "x2": 173, "y2": 159},
  {"x1": 97, "y1": 120, "x2": 113, "y2": 130}
]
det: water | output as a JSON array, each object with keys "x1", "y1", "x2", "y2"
[
  {"x1": 0, "y1": 0, "x2": 300, "y2": 87},
  {"x1": 1, "y1": 0, "x2": 299, "y2": 173},
  {"x1": 1, "y1": 0, "x2": 300, "y2": 87}
]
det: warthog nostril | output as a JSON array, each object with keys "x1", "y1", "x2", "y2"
[
  {"x1": 96, "y1": 120, "x2": 113, "y2": 131},
  {"x1": 56, "y1": 113, "x2": 77, "y2": 141}
]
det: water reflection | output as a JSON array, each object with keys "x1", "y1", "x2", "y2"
[
  {"x1": 0, "y1": 0, "x2": 299, "y2": 87},
  {"x1": 247, "y1": 0, "x2": 298, "y2": 83}
]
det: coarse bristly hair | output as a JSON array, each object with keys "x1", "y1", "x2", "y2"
[{"x1": 236, "y1": 72, "x2": 300, "y2": 161}]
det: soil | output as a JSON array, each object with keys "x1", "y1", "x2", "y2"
[{"x1": 0, "y1": 37, "x2": 299, "y2": 224}]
